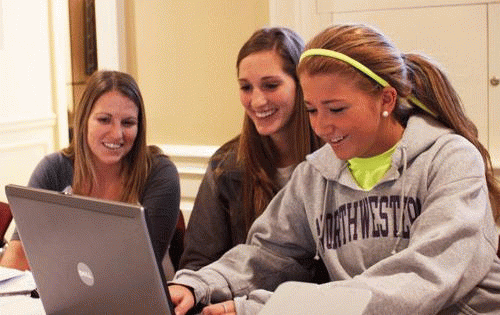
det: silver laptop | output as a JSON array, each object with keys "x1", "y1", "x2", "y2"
[{"x1": 5, "y1": 184, "x2": 175, "y2": 315}]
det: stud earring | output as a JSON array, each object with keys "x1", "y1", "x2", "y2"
[{"x1": 382, "y1": 111, "x2": 389, "y2": 118}]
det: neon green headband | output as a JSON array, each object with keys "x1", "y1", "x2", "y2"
[{"x1": 300, "y1": 48, "x2": 438, "y2": 118}]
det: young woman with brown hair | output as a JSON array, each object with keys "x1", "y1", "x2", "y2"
[
  {"x1": 169, "y1": 24, "x2": 500, "y2": 315},
  {"x1": 178, "y1": 27, "x2": 322, "y2": 271},
  {"x1": 1, "y1": 70, "x2": 180, "y2": 270}
]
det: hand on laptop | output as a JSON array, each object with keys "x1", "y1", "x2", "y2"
[
  {"x1": 169, "y1": 284, "x2": 196, "y2": 315},
  {"x1": 201, "y1": 301, "x2": 235, "y2": 315}
]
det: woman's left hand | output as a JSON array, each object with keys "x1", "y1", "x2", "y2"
[{"x1": 201, "y1": 300, "x2": 236, "y2": 315}]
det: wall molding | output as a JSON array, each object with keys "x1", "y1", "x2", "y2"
[
  {"x1": 50, "y1": 0, "x2": 71, "y2": 150},
  {"x1": 0, "y1": 115, "x2": 56, "y2": 133},
  {"x1": 269, "y1": 0, "x2": 323, "y2": 41},
  {"x1": 0, "y1": 116, "x2": 56, "y2": 200},
  {"x1": 0, "y1": 139, "x2": 53, "y2": 238},
  {"x1": 0, "y1": 140, "x2": 51, "y2": 154},
  {"x1": 317, "y1": 0, "x2": 500, "y2": 14},
  {"x1": 0, "y1": 140, "x2": 54, "y2": 201},
  {"x1": 160, "y1": 144, "x2": 219, "y2": 159}
]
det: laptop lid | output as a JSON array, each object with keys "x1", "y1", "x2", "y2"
[{"x1": 5, "y1": 184, "x2": 174, "y2": 315}]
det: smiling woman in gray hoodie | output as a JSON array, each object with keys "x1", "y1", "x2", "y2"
[{"x1": 169, "y1": 24, "x2": 500, "y2": 315}]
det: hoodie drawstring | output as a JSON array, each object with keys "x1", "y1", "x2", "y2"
[
  {"x1": 315, "y1": 179, "x2": 331, "y2": 260},
  {"x1": 391, "y1": 146, "x2": 408, "y2": 255},
  {"x1": 315, "y1": 163, "x2": 348, "y2": 260}
]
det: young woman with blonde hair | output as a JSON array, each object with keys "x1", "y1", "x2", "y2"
[{"x1": 169, "y1": 24, "x2": 500, "y2": 315}]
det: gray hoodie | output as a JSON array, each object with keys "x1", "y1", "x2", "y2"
[{"x1": 173, "y1": 114, "x2": 500, "y2": 314}]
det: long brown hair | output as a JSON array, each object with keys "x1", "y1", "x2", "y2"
[
  {"x1": 62, "y1": 70, "x2": 161, "y2": 203},
  {"x1": 232, "y1": 27, "x2": 322, "y2": 233},
  {"x1": 297, "y1": 24, "x2": 500, "y2": 223}
]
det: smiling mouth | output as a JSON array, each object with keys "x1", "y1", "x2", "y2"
[
  {"x1": 103, "y1": 142, "x2": 123, "y2": 150},
  {"x1": 255, "y1": 108, "x2": 277, "y2": 118},
  {"x1": 330, "y1": 136, "x2": 346, "y2": 144}
]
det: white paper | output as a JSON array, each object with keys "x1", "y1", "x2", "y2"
[
  {"x1": 259, "y1": 281, "x2": 372, "y2": 315},
  {"x1": 0, "y1": 267, "x2": 44, "y2": 314},
  {"x1": 0, "y1": 295, "x2": 45, "y2": 314},
  {"x1": 0, "y1": 267, "x2": 37, "y2": 294},
  {"x1": 0, "y1": 266, "x2": 24, "y2": 282}
]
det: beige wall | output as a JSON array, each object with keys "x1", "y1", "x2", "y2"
[{"x1": 125, "y1": 1, "x2": 269, "y2": 147}]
